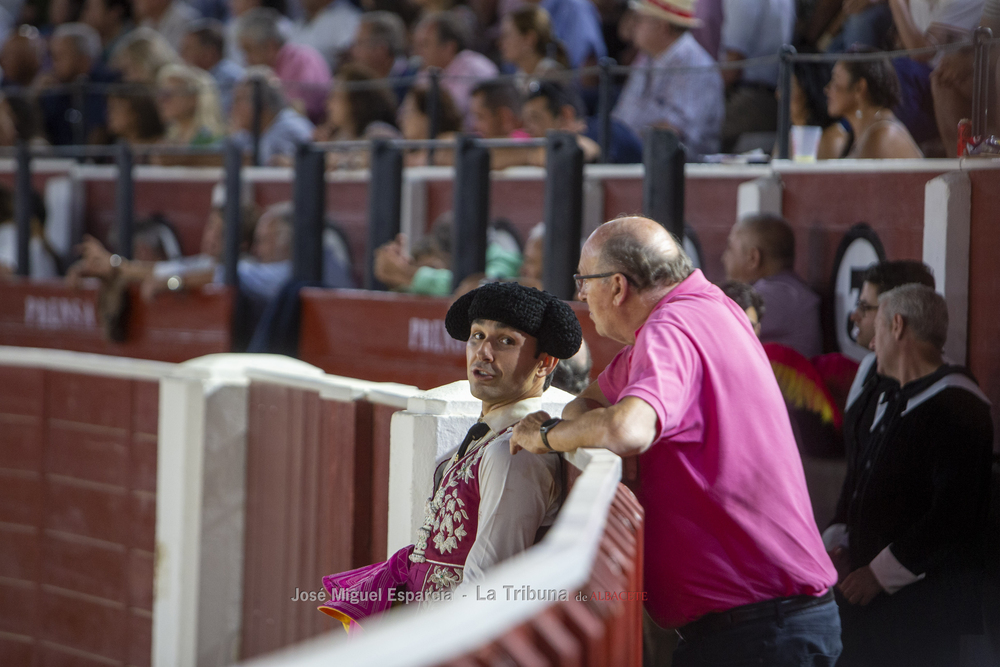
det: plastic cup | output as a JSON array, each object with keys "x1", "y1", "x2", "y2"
[{"x1": 791, "y1": 125, "x2": 823, "y2": 163}]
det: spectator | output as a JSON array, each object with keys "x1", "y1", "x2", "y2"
[
  {"x1": 67, "y1": 185, "x2": 259, "y2": 299},
  {"x1": 612, "y1": 0, "x2": 725, "y2": 158},
  {"x1": 237, "y1": 7, "x2": 331, "y2": 123},
  {"x1": 413, "y1": 11, "x2": 498, "y2": 125},
  {"x1": 522, "y1": 0, "x2": 606, "y2": 68},
  {"x1": 523, "y1": 79, "x2": 643, "y2": 163},
  {"x1": 720, "y1": 279, "x2": 765, "y2": 337},
  {"x1": 155, "y1": 63, "x2": 224, "y2": 146},
  {"x1": 48, "y1": 0, "x2": 87, "y2": 27},
  {"x1": 110, "y1": 27, "x2": 180, "y2": 83},
  {"x1": 81, "y1": 0, "x2": 133, "y2": 67},
  {"x1": 181, "y1": 19, "x2": 244, "y2": 114},
  {"x1": 38, "y1": 23, "x2": 114, "y2": 145},
  {"x1": 932, "y1": 3, "x2": 1000, "y2": 157},
  {"x1": 888, "y1": 0, "x2": 984, "y2": 148},
  {"x1": 348, "y1": 11, "x2": 415, "y2": 104},
  {"x1": 829, "y1": 285, "x2": 992, "y2": 667},
  {"x1": 0, "y1": 187, "x2": 58, "y2": 279},
  {"x1": 518, "y1": 221, "x2": 544, "y2": 287},
  {"x1": 842, "y1": 260, "x2": 935, "y2": 467},
  {"x1": 398, "y1": 85, "x2": 461, "y2": 166},
  {"x1": 722, "y1": 213, "x2": 822, "y2": 358},
  {"x1": 468, "y1": 79, "x2": 523, "y2": 138},
  {"x1": 107, "y1": 87, "x2": 166, "y2": 144},
  {"x1": 230, "y1": 67, "x2": 314, "y2": 166},
  {"x1": 819, "y1": 0, "x2": 895, "y2": 53},
  {"x1": 317, "y1": 64, "x2": 401, "y2": 170},
  {"x1": 469, "y1": 79, "x2": 542, "y2": 169},
  {"x1": 499, "y1": 5, "x2": 567, "y2": 83},
  {"x1": 511, "y1": 216, "x2": 841, "y2": 665},
  {"x1": 719, "y1": 0, "x2": 795, "y2": 152},
  {"x1": 240, "y1": 200, "x2": 294, "y2": 307},
  {"x1": 825, "y1": 52, "x2": 923, "y2": 158},
  {"x1": 224, "y1": 0, "x2": 293, "y2": 65},
  {"x1": 0, "y1": 26, "x2": 43, "y2": 88},
  {"x1": 373, "y1": 213, "x2": 522, "y2": 295},
  {"x1": 290, "y1": 0, "x2": 361, "y2": 71},
  {"x1": 133, "y1": 0, "x2": 199, "y2": 51},
  {"x1": 786, "y1": 60, "x2": 851, "y2": 159},
  {"x1": 0, "y1": 94, "x2": 48, "y2": 145}
]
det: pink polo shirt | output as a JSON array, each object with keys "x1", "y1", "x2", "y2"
[{"x1": 598, "y1": 270, "x2": 836, "y2": 629}]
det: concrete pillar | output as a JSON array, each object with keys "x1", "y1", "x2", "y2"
[{"x1": 923, "y1": 171, "x2": 971, "y2": 365}]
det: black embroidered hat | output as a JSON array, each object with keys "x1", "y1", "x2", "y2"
[{"x1": 445, "y1": 282, "x2": 583, "y2": 359}]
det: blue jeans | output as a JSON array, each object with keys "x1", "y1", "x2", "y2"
[{"x1": 672, "y1": 597, "x2": 842, "y2": 667}]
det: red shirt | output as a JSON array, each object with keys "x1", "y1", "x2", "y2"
[{"x1": 598, "y1": 270, "x2": 836, "y2": 628}]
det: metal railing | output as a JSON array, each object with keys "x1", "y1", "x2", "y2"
[{"x1": 0, "y1": 141, "x2": 245, "y2": 296}]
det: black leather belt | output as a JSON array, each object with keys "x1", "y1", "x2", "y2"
[{"x1": 676, "y1": 590, "x2": 835, "y2": 643}]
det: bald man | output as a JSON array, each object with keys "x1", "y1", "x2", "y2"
[
  {"x1": 722, "y1": 213, "x2": 822, "y2": 358},
  {"x1": 511, "y1": 217, "x2": 841, "y2": 666}
]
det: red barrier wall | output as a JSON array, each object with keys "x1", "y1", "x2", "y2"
[
  {"x1": 0, "y1": 368, "x2": 158, "y2": 666},
  {"x1": 241, "y1": 381, "x2": 408, "y2": 659},
  {"x1": 0, "y1": 281, "x2": 232, "y2": 362},
  {"x1": 602, "y1": 174, "x2": 753, "y2": 283}
]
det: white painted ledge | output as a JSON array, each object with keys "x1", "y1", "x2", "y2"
[{"x1": 0, "y1": 345, "x2": 174, "y2": 379}]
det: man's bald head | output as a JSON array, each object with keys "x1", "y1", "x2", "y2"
[{"x1": 586, "y1": 216, "x2": 693, "y2": 291}]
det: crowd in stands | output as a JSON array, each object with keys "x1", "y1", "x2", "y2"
[{"x1": 0, "y1": 0, "x2": 995, "y2": 162}]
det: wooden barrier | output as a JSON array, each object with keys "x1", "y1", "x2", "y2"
[
  {"x1": 0, "y1": 348, "x2": 172, "y2": 667},
  {"x1": 235, "y1": 445, "x2": 642, "y2": 667},
  {"x1": 0, "y1": 280, "x2": 232, "y2": 362},
  {"x1": 239, "y1": 370, "x2": 417, "y2": 660}
]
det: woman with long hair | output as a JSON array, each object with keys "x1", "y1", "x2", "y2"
[
  {"x1": 107, "y1": 87, "x2": 166, "y2": 145},
  {"x1": 155, "y1": 63, "x2": 224, "y2": 146},
  {"x1": 499, "y1": 5, "x2": 567, "y2": 81},
  {"x1": 825, "y1": 51, "x2": 922, "y2": 159}
]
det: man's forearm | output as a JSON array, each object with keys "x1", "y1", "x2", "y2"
[{"x1": 548, "y1": 400, "x2": 657, "y2": 458}]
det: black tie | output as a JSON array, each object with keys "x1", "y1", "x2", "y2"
[{"x1": 456, "y1": 422, "x2": 491, "y2": 459}]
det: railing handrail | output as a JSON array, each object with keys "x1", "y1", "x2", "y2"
[{"x1": 235, "y1": 446, "x2": 623, "y2": 667}]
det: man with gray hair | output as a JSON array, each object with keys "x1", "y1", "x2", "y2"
[
  {"x1": 511, "y1": 216, "x2": 841, "y2": 665},
  {"x1": 236, "y1": 7, "x2": 331, "y2": 122},
  {"x1": 39, "y1": 22, "x2": 113, "y2": 144},
  {"x1": 829, "y1": 284, "x2": 993, "y2": 667},
  {"x1": 229, "y1": 67, "x2": 314, "y2": 166}
]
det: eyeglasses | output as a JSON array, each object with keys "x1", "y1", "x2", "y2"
[
  {"x1": 573, "y1": 271, "x2": 633, "y2": 293},
  {"x1": 854, "y1": 299, "x2": 878, "y2": 314}
]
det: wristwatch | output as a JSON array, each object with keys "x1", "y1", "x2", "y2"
[{"x1": 539, "y1": 417, "x2": 562, "y2": 452}]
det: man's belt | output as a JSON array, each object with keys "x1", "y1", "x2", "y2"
[{"x1": 676, "y1": 589, "x2": 835, "y2": 643}]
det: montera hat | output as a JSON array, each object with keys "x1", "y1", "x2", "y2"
[
  {"x1": 446, "y1": 282, "x2": 583, "y2": 360},
  {"x1": 629, "y1": 0, "x2": 702, "y2": 28}
]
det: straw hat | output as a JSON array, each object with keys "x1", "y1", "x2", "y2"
[{"x1": 629, "y1": 0, "x2": 703, "y2": 28}]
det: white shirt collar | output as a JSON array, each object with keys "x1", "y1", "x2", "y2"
[{"x1": 481, "y1": 396, "x2": 543, "y2": 435}]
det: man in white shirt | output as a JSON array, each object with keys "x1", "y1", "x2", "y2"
[
  {"x1": 612, "y1": 0, "x2": 724, "y2": 157},
  {"x1": 719, "y1": 0, "x2": 795, "y2": 151},
  {"x1": 289, "y1": 0, "x2": 361, "y2": 71},
  {"x1": 319, "y1": 282, "x2": 581, "y2": 632}
]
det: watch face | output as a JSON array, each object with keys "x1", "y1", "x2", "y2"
[{"x1": 540, "y1": 417, "x2": 561, "y2": 431}]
